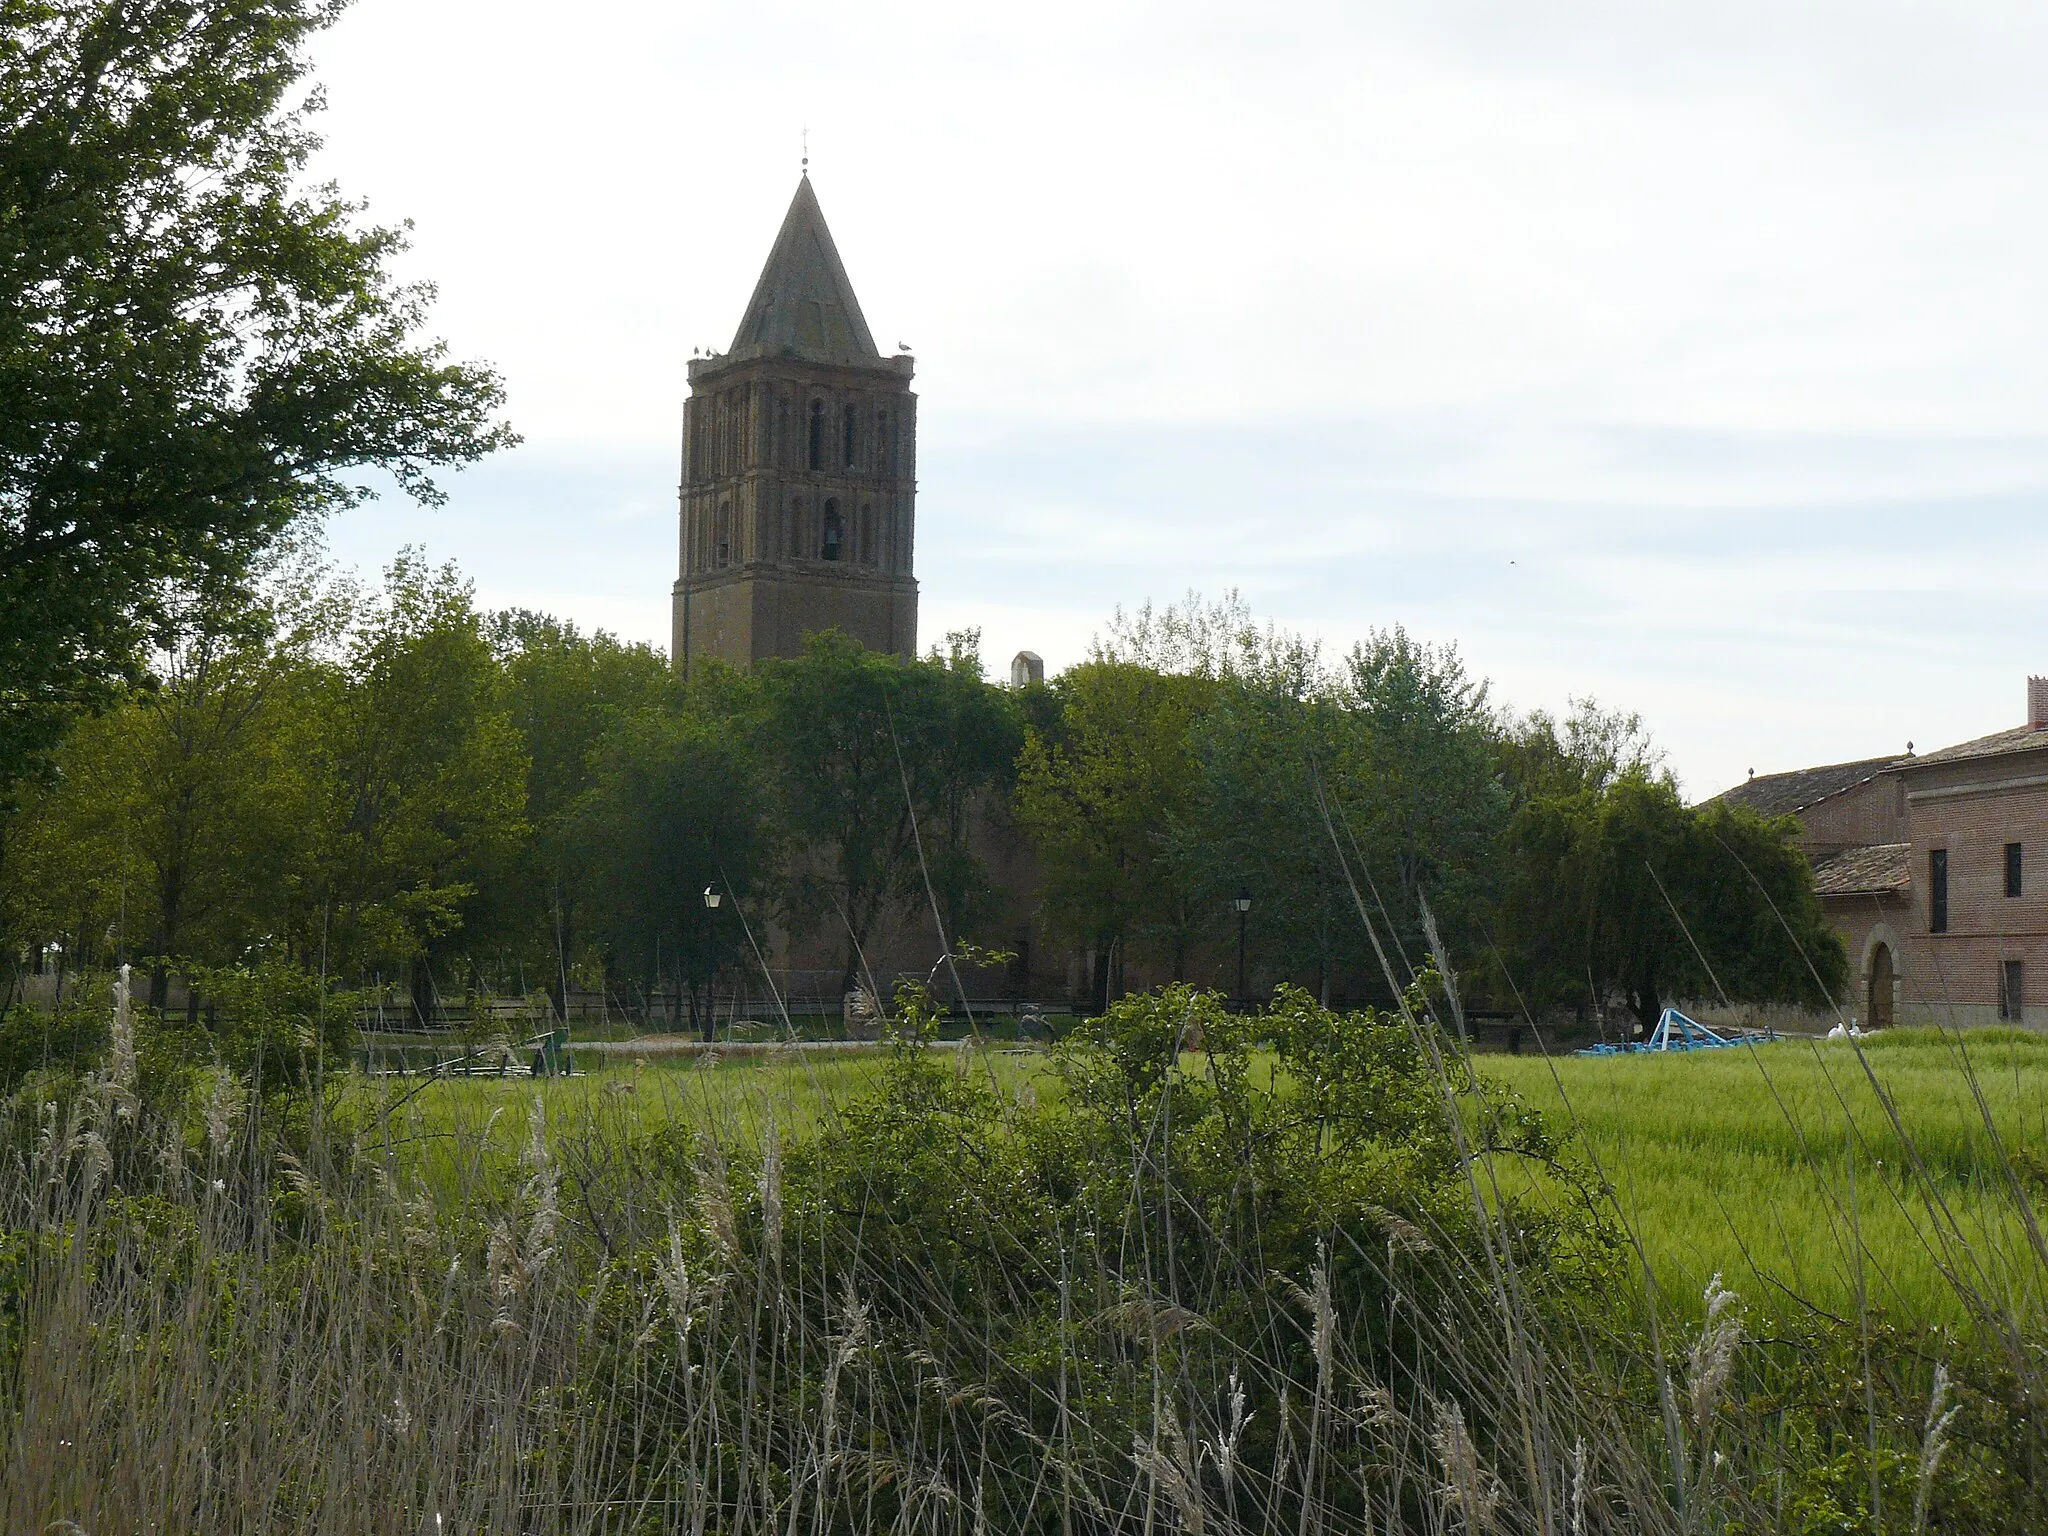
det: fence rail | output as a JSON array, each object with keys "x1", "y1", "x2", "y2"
[{"x1": 354, "y1": 988, "x2": 1070, "y2": 1037}]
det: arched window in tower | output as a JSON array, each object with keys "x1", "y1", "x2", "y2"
[
  {"x1": 715, "y1": 501, "x2": 731, "y2": 568},
  {"x1": 821, "y1": 499, "x2": 844, "y2": 562},
  {"x1": 807, "y1": 400, "x2": 824, "y2": 471},
  {"x1": 858, "y1": 503, "x2": 875, "y2": 565},
  {"x1": 843, "y1": 402, "x2": 858, "y2": 468}
]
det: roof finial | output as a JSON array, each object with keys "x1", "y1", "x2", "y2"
[{"x1": 801, "y1": 124, "x2": 808, "y2": 176}]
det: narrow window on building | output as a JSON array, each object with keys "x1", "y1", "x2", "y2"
[
  {"x1": 1930, "y1": 848, "x2": 1949, "y2": 933},
  {"x1": 821, "y1": 499, "x2": 843, "y2": 561},
  {"x1": 843, "y1": 402, "x2": 858, "y2": 468},
  {"x1": 2008, "y1": 842, "x2": 2024, "y2": 898},
  {"x1": 807, "y1": 400, "x2": 824, "y2": 471},
  {"x1": 715, "y1": 501, "x2": 731, "y2": 568},
  {"x1": 2002, "y1": 959, "x2": 2025, "y2": 1021},
  {"x1": 877, "y1": 408, "x2": 892, "y2": 475}
]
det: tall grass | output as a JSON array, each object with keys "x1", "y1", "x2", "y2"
[{"x1": 6, "y1": 977, "x2": 2045, "y2": 1533}]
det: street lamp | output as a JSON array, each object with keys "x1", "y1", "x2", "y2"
[
  {"x1": 699, "y1": 887, "x2": 725, "y2": 1040},
  {"x1": 1232, "y1": 887, "x2": 1252, "y2": 1007}
]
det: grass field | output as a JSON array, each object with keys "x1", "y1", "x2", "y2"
[
  {"x1": 1482, "y1": 1028, "x2": 2048, "y2": 1328},
  {"x1": 22, "y1": 1011, "x2": 2048, "y2": 1530},
  {"x1": 355, "y1": 1026, "x2": 2048, "y2": 1330},
  {"x1": 353, "y1": 1043, "x2": 1044, "y2": 1196}
]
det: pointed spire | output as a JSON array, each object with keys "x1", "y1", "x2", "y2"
[{"x1": 726, "y1": 176, "x2": 881, "y2": 364}]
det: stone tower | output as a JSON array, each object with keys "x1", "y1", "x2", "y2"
[{"x1": 673, "y1": 176, "x2": 918, "y2": 673}]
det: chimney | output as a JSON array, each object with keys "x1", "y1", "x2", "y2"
[{"x1": 2031, "y1": 676, "x2": 2048, "y2": 730}]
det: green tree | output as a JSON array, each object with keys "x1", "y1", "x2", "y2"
[
  {"x1": 0, "y1": 0, "x2": 512, "y2": 798},
  {"x1": 1497, "y1": 768, "x2": 1846, "y2": 1033},
  {"x1": 116, "y1": 545, "x2": 342, "y2": 1006},
  {"x1": 1091, "y1": 600, "x2": 1508, "y2": 1009},
  {"x1": 490, "y1": 610, "x2": 672, "y2": 1001},
  {"x1": 570, "y1": 710, "x2": 772, "y2": 1036},
  {"x1": 1015, "y1": 661, "x2": 1216, "y2": 1003},
  {"x1": 1091, "y1": 592, "x2": 1371, "y2": 1002},
  {"x1": 0, "y1": 702, "x2": 133, "y2": 987},
  {"x1": 760, "y1": 630, "x2": 1021, "y2": 995},
  {"x1": 1333, "y1": 628, "x2": 1507, "y2": 969},
  {"x1": 1180, "y1": 644, "x2": 1368, "y2": 1005},
  {"x1": 0, "y1": 540, "x2": 339, "y2": 1005},
  {"x1": 308, "y1": 552, "x2": 527, "y2": 1020},
  {"x1": 1498, "y1": 696, "x2": 1661, "y2": 805}
]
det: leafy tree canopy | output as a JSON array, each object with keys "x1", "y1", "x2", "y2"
[
  {"x1": 760, "y1": 629, "x2": 1021, "y2": 995},
  {"x1": 568, "y1": 708, "x2": 773, "y2": 1035},
  {"x1": 1496, "y1": 767, "x2": 1847, "y2": 1032},
  {"x1": 1013, "y1": 659, "x2": 1216, "y2": 985},
  {"x1": 0, "y1": 0, "x2": 514, "y2": 797}
]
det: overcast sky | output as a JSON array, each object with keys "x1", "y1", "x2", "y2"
[{"x1": 308, "y1": 0, "x2": 2048, "y2": 798}]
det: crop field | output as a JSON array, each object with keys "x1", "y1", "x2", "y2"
[
  {"x1": 1483, "y1": 1029, "x2": 2048, "y2": 1328},
  {"x1": 362, "y1": 1024, "x2": 2048, "y2": 1331},
  {"x1": 20, "y1": 988, "x2": 2048, "y2": 1532},
  {"x1": 356, "y1": 1042, "x2": 1046, "y2": 1194}
]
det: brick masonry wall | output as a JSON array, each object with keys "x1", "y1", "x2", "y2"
[
  {"x1": 1820, "y1": 892, "x2": 1910, "y2": 1028},
  {"x1": 1898, "y1": 764, "x2": 2048, "y2": 1025},
  {"x1": 1797, "y1": 774, "x2": 1907, "y2": 853}
]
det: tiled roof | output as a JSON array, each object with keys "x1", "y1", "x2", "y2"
[
  {"x1": 1713, "y1": 755, "x2": 1902, "y2": 818},
  {"x1": 1906, "y1": 724, "x2": 2048, "y2": 768},
  {"x1": 1811, "y1": 842, "x2": 1911, "y2": 898}
]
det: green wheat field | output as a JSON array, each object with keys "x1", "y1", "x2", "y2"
[{"x1": 373, "y1": 1025, "x2": 2048, "y2": 1332}]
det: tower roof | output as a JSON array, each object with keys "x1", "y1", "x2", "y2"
[{"x1": 726, "y1": 176, "x2": 881, "y2": 365}]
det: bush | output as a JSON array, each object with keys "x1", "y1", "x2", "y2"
[{"x1": 0, "y1": 982, "x2": 2041, "y2": 1533}]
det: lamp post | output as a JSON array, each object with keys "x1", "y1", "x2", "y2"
[
  {"x1": 701, "y1": 886, "x2": 723, "y2": 1040},
  {"x1": 1232, "y1": 887, "x2": 1252, "y2": 1008}
]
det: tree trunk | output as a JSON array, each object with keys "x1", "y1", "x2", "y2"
[
  {"x1": 840, "y1": 943, "x2": 862, "y2": 1008},
  {"x1": 410, "y1": 958, "x2": 436, "y2": 1029},
  {"x1": 1628, "y1": 979, "x2": 1661, "y2": 1039},
  {"x1": 840, "y1": 900, "x2": 871, "y2": 1006},
  {"x1": 547, "y1": 887, "x2": 573, "y2": 1027},
  {"x1": 1090, "y1": 947, "x2": 1112, "y2": 1016}
]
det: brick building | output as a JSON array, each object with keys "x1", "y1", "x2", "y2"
[
  {"x1": 673, "y1": 174, "x2": 919, "y2": 673},
  {"x1": 1720, "y1": 678, "x2": 2048, "y2": 1028}
]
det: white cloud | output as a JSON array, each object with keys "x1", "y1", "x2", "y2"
[{"x1": 308, "y1": 0, "x2": 2048, "y2": 795}]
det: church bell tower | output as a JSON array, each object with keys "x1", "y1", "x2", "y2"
[{"x1": 673, "y1": 176, "x2": 918, "y2": 672}]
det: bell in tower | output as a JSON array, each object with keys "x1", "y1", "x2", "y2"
[{"x1": 672, "y1": 175, "x2": 919, "y2": 673}]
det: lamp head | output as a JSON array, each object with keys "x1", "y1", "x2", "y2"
[
  {"x1": 703, "y1": 885, "x2": 723, "y2": 909},
  {"x1": 1232, "y1": 887, "x2": 1252, "y2": 914}
]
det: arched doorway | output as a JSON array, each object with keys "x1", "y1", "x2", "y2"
[{"x1": 1867, "y1": 943, "x2": 1896, "y2": 1030}]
